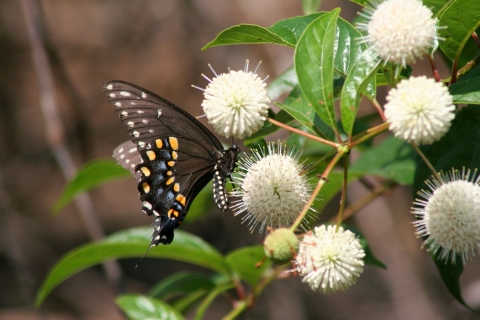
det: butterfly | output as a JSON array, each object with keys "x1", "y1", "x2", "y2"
[{"x1": 103, "y1": 81, "x2": 239, "y2": 247}]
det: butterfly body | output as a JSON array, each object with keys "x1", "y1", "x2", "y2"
[{"x1": 104, "y1": 81, "x2": 239, "y2": 245}]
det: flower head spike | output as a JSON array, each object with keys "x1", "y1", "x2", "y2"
[
  {"x1": 196, "y1": 60, "x2": 270, "y2": 139},
  {"x1": 357, "y1": 0, "x2": 438, "y2": 67},
  {"x1": 412, "y1": 168, "x2": 480, "y2": 265},
  {"x1": 384, "y1": 76, "x2": 455, "y2": 145},
  {"x1": 230, "y1": 142, "x2": 314, "y2": 233},
  {"x1": 295, "y1": 225, "x2": 365, "y2": 294}
]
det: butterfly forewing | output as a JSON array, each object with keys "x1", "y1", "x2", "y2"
[
  {"x1": 104, "y1": 80, "x2": 239, "y2": 246},
  {"x1": 103, "y1": 81, "x2": 223, "y2": 151}
]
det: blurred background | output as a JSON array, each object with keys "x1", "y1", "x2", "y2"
[{"x1": 1, "y1": 0, "x2": 480, "y2": 319}]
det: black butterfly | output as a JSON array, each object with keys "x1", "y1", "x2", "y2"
[{"x1": 103, "y1": 81, "x2": 239, "y2": 246}]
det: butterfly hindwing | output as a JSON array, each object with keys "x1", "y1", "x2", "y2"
[{"x1": 113, "y1": 140, "x2": 143, "y2": 182}]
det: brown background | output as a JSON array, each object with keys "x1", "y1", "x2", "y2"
[{"x1": 0, "y1": 0, "x2": 479, "y2": 319}]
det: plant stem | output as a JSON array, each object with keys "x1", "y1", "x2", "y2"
[
  {"x1": 410, "y1": 143, "x2": 442, "y2": 183},
  {"x1": 349, "y1": 122, "x2": 389, "y2": 148},
  {"x1": 222, "y1": 301, "x2": 247, "y2": 320},
  {"x1": 333, "y1": 182, "x2": 394, "y2": 222},
  {"x1": 291, "y1": 147, "x2": 347, "y2": 231},
  {"x1": 372, "y1": 98, "x2": 386, "y2": 121},
  {"x1": 335, "y1": 155, "x2": 349, "y2": 230},
  {"x1": 268, "y1": 118, "x2": 339, "y2": 148},
  {"x1": 428, "y1": 54, "x2": 441, "y2": 82}
]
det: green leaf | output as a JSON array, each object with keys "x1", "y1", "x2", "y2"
[
  {"x1": 269, "y1": 13, "x2": 326, "y2": 46},
  {"x1": 414, "y1": 105, "x2": 480, "y2": 189},
  {"x1": 203, "y1": 13, "x2": 326, "y2": 49},
  {"x1": 432, "y1": 253, "x2": 467, "y2": 308},
  {"x1": 350, "y1": 136, "x2": 417, "y2": 185},
  {"x1": 450, "y1": 76, "x2": 480, "y2": 105},
  {"x1": 350, "y1": 0, "x2": 369, "y2": 6},
  {"x1": 302, "y1": 0, "x2": 322, "y2": 15},
  {"x1": 52, "y1": 159, "x2": 130, "y2": 214},
  {"x1": 35, "y1": 228, "x2": 230, "y2": 306},
  {"x1": 149, "y1": 272, "x2": 216, "y2": 300},
  {"x1": 202, "y1": 24, "x2": 290, "y2": 49},
  {"x1": 267, "y1": 66, "x2": 298, "y2": 100},
  {"x1": 438, "y1": 0, "x2": 480, "y2": 62},
  {"x1": 295, "y1": 9, "x2": 340, "y2": 130},
  {"x1": 116, "y1": 294, "x2": 185, "y2": 320},
  {"x1": 340, "y1": 49, "x2": 381, "y2": 136},
  {"x1": 276, "y1": 86, "x2": 336, "y2": 140},
  {"x1": 454, "y1": 77, "x2": 480, "y2": 99},
  {"x1": 226, "y1": 246, "x2": 272, "y2": 286},
  {"x1": 333, "y1": 19, "x2": 369, "y2": 78},
  {"x1": 424, "y1": 0, "x2": 455, "y2": 16}
]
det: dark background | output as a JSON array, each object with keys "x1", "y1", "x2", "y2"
[{"x1": 0, "y1": 0, "x2": 479, "y2": 319}]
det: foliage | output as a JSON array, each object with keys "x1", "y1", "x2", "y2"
[{"x1": 40, "y1": 0, "x2": 480, "y2": 318}]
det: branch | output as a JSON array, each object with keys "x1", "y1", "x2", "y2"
[{"x1": 20, "y1": 0, "x2": 122, "y2": 292}]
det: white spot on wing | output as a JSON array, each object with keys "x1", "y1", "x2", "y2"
[
  {"x1": 127, "y1": 121, "x2": 134, "y2": 127},
  {"x1": 133, "y1": 131, "x2": 140, "y2": 137},
  {"x1": 157, "y1": 109, "x2": 162, "y2": 117},
  {"x1": 109, "y1": 93, "x2": 115, "y2": 98},
  {"x1": 129, "y1": 147, "x2": 136, "y2": 153},
  {"x1": 142, "y1": 201, "x2": 152, "y2": 210},
  {"x1": 138, "y1": 141, "x2": 146, "y2": 148},
  {"x1": 106, "y1": 84, "x2": 113, "y2": 90},
  {"x1": 115, "y1": 102, "x2": 121, "y2": 107},
  {"x1": 142, "y1": 92, "x2": 147, "y2": 99},
  {"x1": 142, "y1": 119, "x2": 148, "y2": 124},
  {"x1": 137, "y1": 110, "x2": 144, "y2": 114},
  {"x1": 120, "y1": 91, "x2": 131, "y2": 97}
]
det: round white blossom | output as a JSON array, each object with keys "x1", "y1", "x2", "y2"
[
  {"x1": 412, "y1": 168, "x2": 480, "y2": 265},
  {"x1": 358, "y1": 0, "x2": 438, "y2": 67},
  {"x1": 230, "y1": 142, "x2": 313, "y2": 233},
  {"x1": 384, "y1": 76, "x2": 455, "y2": 145},
  {"x1": 295, "y1": 225, "x2": 365, "y2": 294},
  {"x1": 199, "y1": 61, "x2": 270, "y2": 139}
]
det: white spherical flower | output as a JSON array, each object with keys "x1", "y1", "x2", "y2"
[
  {"x1": 230, "y1": 142, "x2": 313, "y2": 233},
  {"x1": 199, "y1": 61, "x2": 270, "y2": 139},
  {"x1": 295, "y1": 225, "x2": 365, "y2": 294},
  {"x1": 384, "y1": 76, "x2": 455, "y2": 145},
  {"x1": 412, "y1": 168, "x2": 480, "y2": 265},
  {"x1": 358, "y1": 0, "x2": 438, "y2": 67}
]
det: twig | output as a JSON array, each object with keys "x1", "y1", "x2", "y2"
[
  {"x1": 332, "y1": 182, "x2": 394, "y2": 222},
  {"x1": 20, "y1": 0, "x2": 123, "y2": 292},
  {"x1": 268, "y1": 118, "x2": 340, "y2": 148}
]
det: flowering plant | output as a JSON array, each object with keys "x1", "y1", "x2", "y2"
[{"x1": 39, "y1": 0, "x2": 480, "y2": 318}]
